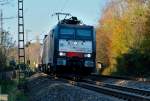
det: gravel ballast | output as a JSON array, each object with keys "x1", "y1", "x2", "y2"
[{"x1": 26, "y1": 73, "x2": 123, "y2": 101}]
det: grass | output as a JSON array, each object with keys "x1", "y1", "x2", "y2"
[{"x1": 0, "y1": 78, "x2": 28, "y2": 101}]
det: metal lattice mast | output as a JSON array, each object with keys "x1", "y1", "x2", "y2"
[{"x1": 18, "y1": 0, "x2": 25, "y2": 64}]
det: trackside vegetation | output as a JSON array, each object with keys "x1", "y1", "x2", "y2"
[{"x1": 97, "y1": 0, "x2": 150, "y2": 77}]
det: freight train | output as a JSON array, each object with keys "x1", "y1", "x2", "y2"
[{"x1": 39, "y1": 16, "x2": 96, "y2": 75}]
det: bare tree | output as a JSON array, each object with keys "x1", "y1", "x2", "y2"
[{"x1": 0, "y1": 30, "x2": 15, "y2": 71}]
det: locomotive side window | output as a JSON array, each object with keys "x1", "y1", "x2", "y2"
[{"x1": 76, "y1": 29, "x2": 92, "y2": 39}]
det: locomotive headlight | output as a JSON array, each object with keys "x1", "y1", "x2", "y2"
[
  {"x1": 59, "y1": 52, "x2": 66, "y2": 56},
  {"x1": 74, "y1": 41, "x2": 78, "y2": 45},
  {"x1": 84, "y1": 54, "x2": 92, "y2": 58}
]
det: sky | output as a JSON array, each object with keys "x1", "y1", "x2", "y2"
[{"x1": 1, "y1": 0, "x2": 107, "y2": 43}]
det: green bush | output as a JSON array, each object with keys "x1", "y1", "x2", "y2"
[{"x1": 115, "y1": 49, "x2": 150, "y2": 77}]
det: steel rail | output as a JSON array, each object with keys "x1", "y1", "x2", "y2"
[
  {"x1": 82, "y1": 79, "x2": 150, "y2": 97},
  {"x1": 76, "y1": 82, "x2": 150, "y2": 101},
  {"x1": 56, "y1": 74, "x2": 150, "y2": 101}
]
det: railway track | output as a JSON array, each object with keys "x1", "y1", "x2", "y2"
[
  {"x1": 56, "y1": 74, "x2": 150, "y2": 101},
  {"x1": 83, "y1": 79, "x2": 150, "y2": 96},
  {"x1": 25, "y1": 73, "x2": 150, "y2": 101},
  {"x1": 78, "y1": 79, "x2": 150, "y2": 101}
]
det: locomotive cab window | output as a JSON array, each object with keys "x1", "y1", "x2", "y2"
[
  {"x1": 76, "y1": 29, "x2": 92, "y2": 39},
  {"x1": 59, "y1": 28, "x2": 75, "y2": 38}
]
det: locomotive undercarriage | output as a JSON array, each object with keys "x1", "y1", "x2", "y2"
[
  {"x1": 40, "y1": 57, "x2": 94, "y2": 75},
  {"x1": 54, "y1": 57, "x2": 94, "y2": 75}
]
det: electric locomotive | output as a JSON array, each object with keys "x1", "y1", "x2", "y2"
[{"x1": 41, "y1": 16, "x2": 96, "y2": 75}]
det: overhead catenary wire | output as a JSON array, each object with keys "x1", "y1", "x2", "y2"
[
  {"x1": 0, "y1": 0, "x2": 12, "y2": 6},
  {"x1": 51, "y1": 0, "x2": 70, "y2": 22},
  {"x1": 60, "y1": 0, "x2": 70, "y2": 12}
]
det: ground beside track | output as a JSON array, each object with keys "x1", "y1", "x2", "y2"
[{"x1": 25, "y1": 73, "x2": 124, "y2": 101}]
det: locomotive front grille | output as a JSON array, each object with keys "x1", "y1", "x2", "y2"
[
  {"x1": 67, "y1": 57, "x2": 83, "y2": 67},
  {"x1": 56, "y1": 57, "x2": 94, "y2": 68}
]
